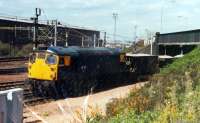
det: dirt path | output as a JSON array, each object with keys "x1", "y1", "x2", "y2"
[{"x1": 24, "y1": 82, "x2": 146, "y2": 123}]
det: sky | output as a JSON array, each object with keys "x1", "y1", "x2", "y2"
[{"x1": 0, "y1": 0, "x2": 200, "y2": 41}]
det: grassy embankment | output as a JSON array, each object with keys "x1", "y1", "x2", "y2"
[{"x1": 88, "y1": 46, "x2": 200, "y2": 123}]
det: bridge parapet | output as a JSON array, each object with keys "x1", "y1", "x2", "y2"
[{"x1": 156, "y1": 29, "x2": 200, "y2": 46}]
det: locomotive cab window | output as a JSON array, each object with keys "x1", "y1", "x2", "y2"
[
  {"x1": 58, "y1": 56, "x2": 71, "y2": 66},
  {"x1": 37, "y1": 52, "x2": 46, "y2": 59},
  {"x1": 29, "y1": 53, "x2": 36, "y2": 63},
  {"x1": 46, "y1": 54, "x2": 57, "y2": 65}
]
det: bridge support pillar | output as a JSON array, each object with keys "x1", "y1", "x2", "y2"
[{"x1": 180, "y1": 45, "x2": 183, "y2": 55}]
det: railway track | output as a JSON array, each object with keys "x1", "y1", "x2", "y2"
[
  {"x1": 0, "y1": 80, "x2": 49, "y2": 105},
  {"x1": 0, "y1": 57, "x2": 28, "y2": 75},
  {"x1": 0, "y1": 80, "x2": 52, "y2": 122},
  {"x1": 0, "y1": 67, "x2": 27, "y2": 74},
  {"x1": 0, "y1": 80, "x2": 50, "y2": 123},
  {"x1": 0, "y1": 56, "x2": 28, "y2": 62}
]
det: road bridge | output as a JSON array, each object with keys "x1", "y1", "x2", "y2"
[{"x1": 155, "y1": 29, "x2": 200, "y2": 56}]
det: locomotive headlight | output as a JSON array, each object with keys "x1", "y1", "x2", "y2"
[
  {"x1": 28, "y1": 65, "x2": 32, "y2": 69},
  {"x1": 50, "y1": 74, "x2": 54, "y2": 78},
  {"x1": 50, "y1": 68, "x2": 55, "y2": 71},
  {"x1": 50, "y1": 74, "x2": 56, "y2": 80}
]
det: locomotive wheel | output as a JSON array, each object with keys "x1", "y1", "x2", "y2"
[
  {"x1": 63, "y1": 77, "x2": 76, "y2": 97},
  {"x1": 83, "y1": 79, "x2": 91, "y2": 95},
  {"x1": 82, "y1": 78, "x2": 90, "y2": 95},
  {"x1": 48, "y1": 84, "x2": 58, "y2": 99},
  {"x1": 37, "y1": 83, "x2": 43, "y2": 97},
  {"x1": 77, "y1": 80, "x2": 84, "y2": 96},
  {"x1": 60, "y1": 82, "x2": 68, "y2": 98},
  {"x1": 89, "y1": 79, "x2": 97, "y2": 94},
  {"x1": 73, "y1": 78, "x2": 82, "y2": 96},
  {"x1": 84, "y1": 77, "x2": 97, "y2": 95}
]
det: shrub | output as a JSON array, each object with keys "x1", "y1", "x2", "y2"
[
  {"x1": 16, "y1": 43, "x2": 33, "y2": 56},
  {"x1": 0, "y1": 41, "x2": 10, "y2": 56}
]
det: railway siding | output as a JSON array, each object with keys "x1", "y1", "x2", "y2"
[
  {"x1": 0, "y1": 57, "x2": 28, "y2": 74},
  {"x1": 0, "y1": 67, "x2": 27, "y2": 74},
  {"x1": 0, "y1": 56, "x2": 28, "y2": 62},
  {"x1": 0, "y1": 80, "x2": 48, "y2": 105}
]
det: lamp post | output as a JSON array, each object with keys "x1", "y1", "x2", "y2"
[
  {"x1": 65, "y1": 32, "x2": 68, "y2": 47},
  {"x1": 54, "y1": 20, "x2": 57, "y2": 46},
  {"x1": 31, "y1": 8, "x2": 41, "y2": 49},
  {"x1": 160, "y1": 0, "x2": 176, "y2": 33},
  {"x1": 113, "y1": 13, "x2": 118, "y2": 44},
  {"x1": 160, "y1": 0, "x2": 165, "y2": 33}
]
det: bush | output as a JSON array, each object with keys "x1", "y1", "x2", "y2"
[
  {"x1": 0, "y1": 41, "x2": 33, "y2": 57},
  {"x1": 15, "y1": 43, "x2": 33, "y2": 56},
  {"x1": 0, "y1": 41, "x2": 10, "y2": 56}
]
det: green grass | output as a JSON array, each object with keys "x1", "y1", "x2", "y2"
[{"x1": 88, "y1": 46, "x2": 200, "y2": 123}]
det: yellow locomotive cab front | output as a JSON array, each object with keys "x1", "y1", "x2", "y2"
[{"x1": 28, "y1": 52, "x2": 58, "y2": 81}]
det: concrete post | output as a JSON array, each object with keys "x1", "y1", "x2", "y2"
[
  {"x1": 54, "y1": 20, "x2": 58, "y2": 46},
  {"x1": 0, "y1": 88, "x2": 23, "y2": 123},
  {"x1": 82, "y1": 36, "x2": 84, "y2": 47},
  {"x1": 93, "y1": 34, "x2": 96, "y2": 48}
]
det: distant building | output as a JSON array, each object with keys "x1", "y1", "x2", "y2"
[{"x1": 0, "y1": 17, "x2": 101, "y2": 47}]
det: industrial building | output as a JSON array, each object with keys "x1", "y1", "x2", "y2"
[{"x1": 0, "y1": 17, "x2": 101, "y2": 48}]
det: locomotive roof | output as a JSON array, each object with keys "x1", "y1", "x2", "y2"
[{"x1": 46, "y1": 46, "x2": 121, "y2": 56}]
